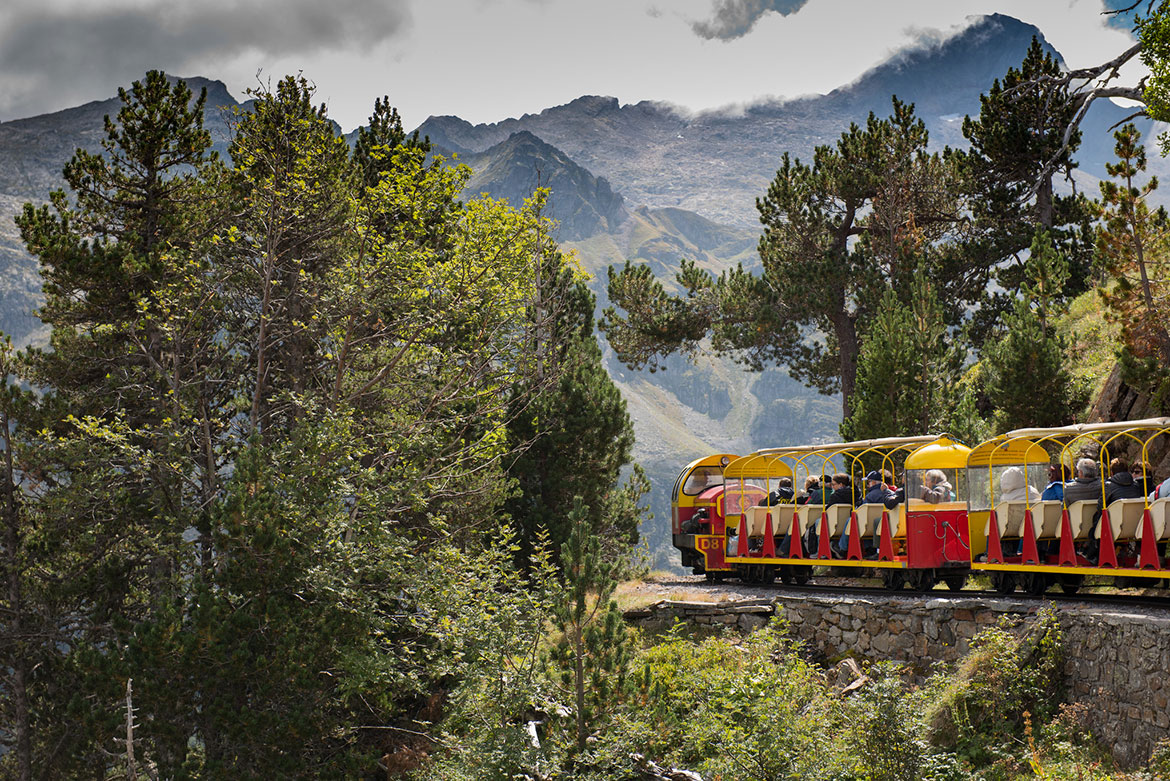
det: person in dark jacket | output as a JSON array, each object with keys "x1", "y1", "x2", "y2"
[
  {"x1": 839, "y1": 472, "x2": 893, "y2": 554},
  {"x1": 807, "y1": 474, "x2": 852, "y2": 553},
  {"x1": 825, "y1": 473, "x2": 854, "y2": 507},
  {"x1": 1103, "y1": 457, "x2": 1143, "y2": 506},
  {"x1": 767, "y1": 476, "x2": 795, "y2": 505},
  {"x1": 1131, "y1": 460, "x2": 1154, "y2": 497},
  {"x1": 863, "y1": 471, "x2": 896, "y2": 505},
  {"x1": 1064, "y1": 458, "x2": 1104, "y2": 562},
  {"x1": 1062, "y1": 458, "x2": 1102, "y2": 505}
]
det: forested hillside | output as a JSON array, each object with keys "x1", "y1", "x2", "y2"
[
  {"x1": 3, "y1": 6, "x2": 1170, "y2": 778},
  {"x1": 3, "y1": 14, "x2": 1165, "y2": 571}
]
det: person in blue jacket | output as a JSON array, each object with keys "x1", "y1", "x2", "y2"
[{"x1": 1040, "y1": 464, "x2": 1064, "y2": 502}]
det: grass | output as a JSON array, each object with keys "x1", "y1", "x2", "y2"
[{"x1": 1053, "y1": 287, "x2": 1122, "y2": 412}]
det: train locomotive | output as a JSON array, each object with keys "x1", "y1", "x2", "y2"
[{"x1": 671, "y1": 418, "x2": 1170, "y2": 594}]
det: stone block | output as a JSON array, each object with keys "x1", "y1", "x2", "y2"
[{"x1": 740, "y1": 614, "x2": 768, "y2": 631}]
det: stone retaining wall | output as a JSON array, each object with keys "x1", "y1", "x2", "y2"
[{"x1": 626, "y1": 594, "x2": 1170, "y2": 768}]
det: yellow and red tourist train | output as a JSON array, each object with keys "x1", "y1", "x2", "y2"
[{"x1": 671, "y1": 418, "x2": 1170, "y2": 594}]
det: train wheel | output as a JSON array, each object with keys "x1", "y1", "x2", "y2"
[
  {"x1": 779, "y1": 565, "x2": 794, "y2": 585},
  {"x1": 761, "y1": 565, "x2": 776, "y2": 584},
  {"x1": 908, "y1": 569, "x2": 936, "y2": 592},
  {"x1": 943, "y1": 572, "x2": 967, "y2": 592},
  {"x1": 793, "y1": 567, "x2": 811, "y2": 586},
  {"x1": 1059, "y1": 574, "x2": 1083, "y2": 595},
  {"x1": 990, "y1": 572, "x2": 1016, "y2": 594},
  {"x1": 881, "y1": 570, "x2": 905, "y2": 591},
  {"x1": 1022, "y1": 573, "x2": 1049, "y2": 596}
]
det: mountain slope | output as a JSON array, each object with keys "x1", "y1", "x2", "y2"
[
  {"x1": 462, "y1": 130, "x2": 628, "y2": 241},
  {"x1": 417, "y1": 14, "x2": 1153, "y2": 227}
]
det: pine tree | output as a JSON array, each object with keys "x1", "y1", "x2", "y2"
[
  {"x1": 956, "y1": 37, "x2": 1095, "y2": 341},
  {"x1": 507, "y1": 200, "x2": 644, "y2": 568},
  {"x1": 1096, "y1": 122, "x2": 1170, "y2": 399},
  {"x1": 604, "y1": 99, "x2": 971, "y2": 419},
  {"x1": 7, "y1": 73, "x2": 569, "y2": 775},
  {"x1": 982, "y1": 233, "x2": 1078, "y2": 432},
  {"x1": 983, "y1": 299, "x2": 1075, "y2": 432},
  {"x1": 548, "y1": 496, "x2": 632, "y2": 754},
  {"x1": 841, "y1": 274, "x2": 968, "y2": 440}
]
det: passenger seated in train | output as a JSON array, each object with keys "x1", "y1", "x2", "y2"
[
  {"x1": 921, "y1": 469, "x2": 954, "y2": 503},
  {"x1": 1040, "y1": 464, "x2": 1064, "y2": 501},
  {"x1": 767, "y1": 477, "x2": 795, "y2": 505},
  {"x1": 1151, "y1": 472, "x2": 1170, "y2": 501},
  {"x1": 863, "y1": 470, "x2": 897, "y2": 505},
  {"x1": 1062, "y1": 458, "x2": 1101, "y2": 505},
  {"x1": 1064, "y1": 458, "x2": 1103, "y2": 560},
  {"x1": 838, "y1": 471, "x2": 894, "y2": 555},
  {"x1": 826, "y1": 473, "x2": 855, "y2": 507},
  {"x1": 799, "y1": 475, "x2": 829, "y2": 506},
  {"x1": 1132, "y1": 460, "x2": 1153, "y2": 497},
  {"x1": 1000, "y1": 466, "x2": 1041, "y2": 503},
  {"x1": 809, "y1": 473, "x2": 853, "y2": 552},
  {"x1": 1104, "y1": 457, "x2": 1143, "y2": 505}
]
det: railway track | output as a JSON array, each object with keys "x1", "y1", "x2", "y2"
[{"x1": 647, "y1": 575, "x2": 1170, "y2": 612}]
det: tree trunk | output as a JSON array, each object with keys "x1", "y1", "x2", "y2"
[
  {"x1": 833, "y1": 311, "x2": 859, "y2": 421},
  {"x1": 574, "y1": 631, "x2": 586, "y2": 753},
  {"x1": 2, "y1": 408, "x2": 33, "y2": 781},
  {"x1": 1037, "y1": 177, "x2": 1054, "y2": 229}
]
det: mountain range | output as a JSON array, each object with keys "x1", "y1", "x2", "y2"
[{"x1": 0, "y1": 13, "x2": 1154, "y2": 566}]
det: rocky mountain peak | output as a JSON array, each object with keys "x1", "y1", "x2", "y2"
[{"x1": 463, "y1": 130, "x2": 627, "y2": 242}]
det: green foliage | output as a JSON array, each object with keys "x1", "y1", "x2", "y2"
[
  {"x1": 604, "y1": 99, "x2": 972, "y2": 419},
  {"x1": 506, "y1": 200, "x2": 646, "y2": 569},
  {"x1": 842, "y1": 274, "x2": 968, "y2": 439},
  {"x1": 982, "y1": 232, "x2": 1081, "y2": 432},
  {"x1": 1095, "y1": 122, "x2": 1170, "y2": 411},
  {"x1": 547, "y1": 497, "x2": 634, "y2": 755},
  {"x1": 3, "y1": 70, "x2": 639, "y2": 778},
  {"x1": 1138, "y1": 2, "x2": 1170, "y2": 154},
  {"x1": 955, "y1": 36, "x2": 1095, "y2": 342},
  {"x1": 927, "y1": 607, "x2": 1064, "y2": 774}
]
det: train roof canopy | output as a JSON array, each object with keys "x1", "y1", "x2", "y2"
[
  {"x1": 723, "y1": 452, "x2": 793, "y2": 480},
  {"x1": 755, "y1": 434, "x2": 942, "y2": 458},
  {"x1": 904, "y1": 437, "x2": 972, "y2": 469},
  {"x1": 1004, "y1": 418, "x2": 1170, "y2": 440},
  {"x1": 967, "y1": 436, "x2": 1050, "y2": 468}
]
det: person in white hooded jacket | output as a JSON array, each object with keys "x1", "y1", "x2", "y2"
[{"x1": 1000, "y1": 466, "x2": 1040, "y2": 504}]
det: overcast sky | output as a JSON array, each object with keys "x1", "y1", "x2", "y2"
[{"x1": 0, "y1": 0, "x2": 1146, "y2": 133}]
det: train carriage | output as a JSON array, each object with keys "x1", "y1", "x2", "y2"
[
  {"x1": 969, "y1": 417, "x2": 1170, "y2": 595},
  {"x1": 671, "y1": 417, "x2": 1170, "y2": 594},
  {"x1": 672, "y1": 435, "x2": 975, "y2": 589}
]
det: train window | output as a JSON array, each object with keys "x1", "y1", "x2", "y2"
[
  {"x1": 906, "y1": 467, "x2": 966, "y2": 506},
  {"x1": 683, "y1": 467, "x2": 724, "y2": 496},
  {"x1": 967, "y1": 464, "x2": 1048, "y2": 511},
  {"x1": 724, "y1": 480, "x2": 767, "y2": 515}
]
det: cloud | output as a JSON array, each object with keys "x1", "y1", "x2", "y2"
[
  {"x1": 691, "y1": 0, "x2": 810, "y2": 41},
  {"x1": 0, "y1": 0, "x2": 411, "y2": 119}
]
